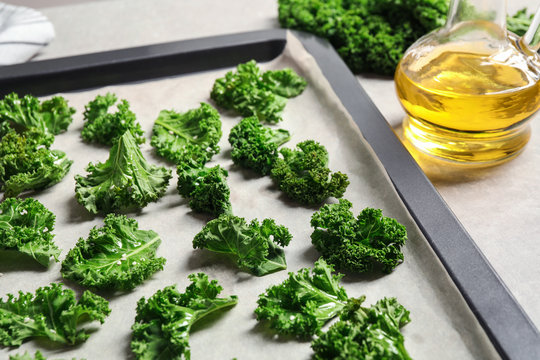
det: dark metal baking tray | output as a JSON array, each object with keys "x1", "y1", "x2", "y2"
[{"x1": 0, "y1": 29, "x2": 538, "y2": 360}]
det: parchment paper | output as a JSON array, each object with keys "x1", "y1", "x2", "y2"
[{"x1": 0, "y1": 33, "x2": 500, "y2": 360}]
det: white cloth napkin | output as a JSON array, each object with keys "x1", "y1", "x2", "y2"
[{"x1": 0, "y1": 2, "x2": 55, "y2": 65}]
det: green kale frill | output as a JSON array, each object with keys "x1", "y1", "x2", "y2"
[
  {"x1": 61, "y1": 214, "x2": 166, "y2": 291},
  {"x1": 0, "y1": 283, "x2": 110, "y2": 347},
  {"x1": 74, "y1": 130, "x2": 172, "y2": 214},
  {"x1": 81, "y1": 93, "x2": 145, "y2": 145},
  {"x1": 131, "y1": 273, "x2": 237, "y2": 360},
  {"x1": 271, "y1": 140, "x2": 349, "y2": 205},
  {"x1": 0, "y1": 197, "x2": 60, "y2": 266},
  {"x1": 255, "y1": 258, "x2": 349, "y2": 338},
  {"x1": 0, "y1": 92, "x2": 75, "y2": 136},
  {"x1": 151, "y1": 102, "x2": 222, "y2": 165},
  {"x1": 311, "y1": 199, "x2": 407, "y2": 273},
  {"x1": 278, "y1": 0, "x2": 533, "y2": 76},
  {"x1": 211, "y1": 60, "x2": 307, "y2": 123},
  {"x1": 228, "y1": 116, "x2": 291, "y2": 175},
  {"x1": 0, "y1": 127, "x2": 72, "y2": 197},
  {"x1": 177, "y1": 161, "x2": 232, "y2": 217},
  {"x1": 193, "y1": 214, "x2": 292, "y2": 276},
  {"x1": 312, "y1": 296, "x2": 412, "y2": 360}
]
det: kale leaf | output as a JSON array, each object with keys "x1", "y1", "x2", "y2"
[
  {"x1": 177, "y1": 160, "x2": 232, "y2": 216},
  {"x1": 61, "y1": 214, "x2": 166, "y2": 290},
  {"x1": 0, "y1": 197, "x2": 59, "y2": 266},
  {"x1": 81, "y1": 93, "x2": 145, "y2": 145},
  {"x1": 0, "y1": 283, "x2": 110, "y2": 347},
  {"x1": 151, "y1": 103, "x2": 222, "y2": 164},
  {"x1": 0, "y1": 121, "x2": 11, "y2": 138},
  {"x1": 312, "y1": 296, "x2": 412, "y2": 360},
  {"x1": 507, "y1": 8, "x2": 534, "y2": 36},
  {"x1": 278, "y1": 0, "x2": 447, "y2": 75},
  {"x1": 75, "y1": 130, "x2": 172, "y2": 214},
  {"x1": 255, "y1": 258, "x2": 349, "y2": 338},
  {"x1": 131, "y1": 273, "x2": 238, "y2": 360},
  {"x1": 228, "y1": 116, "x2": 291, "y2": 175},
  {"x1": 193, "y1": 214, "x2": 292, "y2": 276},
  {"x1": 278, "y1": 0, "x2": 533, "y2": 76},
  {"x1": 271, "y1": 140, "x2": 349, "y2": 205},
  {"x1": 0, "y1": 128, "x2": 72, "y2": 197},
  {"x1": 0, "y1": 93, "x2": 75, "y2": 136},
  {"x1": 211, "y1": 60, "x2": 307, "y2": 123},
  {"x1": 311, "y1": 199, "x2": 407, "y2": 273}
]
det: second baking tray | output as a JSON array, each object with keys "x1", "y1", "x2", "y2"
[{"x1": 0, "y1": 29, "x2": 538, "y2": 359}]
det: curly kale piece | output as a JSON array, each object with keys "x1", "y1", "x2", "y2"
[
  {"x1": 9, "y1": 351, "x2": 84, "y2": 360},
  {"x1": 131, "y1": 273, "x2": 238, "y2": 360},
  {"x1": 0, "y1": 121, "x2": 11, "y2": 138},
  {"x1": 211, "y1": 60, "x2": 307, "y2": 123},
  {"x1": 193, "y1": 214, "x2": 292, "y2": 276},
  {"x1": 507, "y1": 8, "x2": 534, "y2": 36},
  {"x1": 0, "y1": 93, "x2": 75, "y2": 135},
  {"x1": 177, "y1": 160, "x2": 231, "y2": 216},
  {"x1": 271, "y1": 140, "x2": 349, "y2": 205},
  {"x1": 278, "y1": 0, "x2": 532, "y2": 75},
  {"x1": 151, "y1": 103, "x2": 222, "y2": 164},
  {"x1": 0, "y1": 283, "x2": 111, "y2": 347},
  {"x1": 312, "y1": 296, "x2": 412, "y2": 360},
  {"x1": 278, "y1": 0, "x2": 447, "y2": 75},
  {"x1": 0, "y1": 197, "x2": 59, "y2": 266},
  {"x1": 0, "y1": 127, "x2": 72, "y2": 197},
  {"x1": 61, "y1": 214, "x2": 166, "y2": 291},
  {"x1": 311, "y1": 199, "x2": 407, "y2": 273},
  {"x1": 81, "y1": 93, "x2": 145, "y2": 145},
  {"x1": 228, "y1": 116, "x2": 291, "y2": 175},
  {"x1": 75, "y1": 130, "x2": 171, "y2": 214},
  {"x1": 255, "y1": 258, "x2": 349, "y2": 338}
]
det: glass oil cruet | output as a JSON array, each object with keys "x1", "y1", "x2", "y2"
[{"x1": 395, "y1": 0, "x2": 540, "y2": 165}]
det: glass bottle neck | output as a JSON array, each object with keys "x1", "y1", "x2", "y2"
[{"x1": 446, "y1": 0, "x2": 507, "y2": 30}]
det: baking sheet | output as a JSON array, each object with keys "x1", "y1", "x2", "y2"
[{"x1": 0, "y1": 33, "x2": 500, "y2": 359}]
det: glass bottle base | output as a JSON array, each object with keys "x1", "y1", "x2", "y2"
[{"x1": 402, "y1": 116, "x2": 531, "y2": 166}]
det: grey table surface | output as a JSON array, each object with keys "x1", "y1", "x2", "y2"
[{"x1": 4, "y1": 0, "x2": 540, "y2": 343}]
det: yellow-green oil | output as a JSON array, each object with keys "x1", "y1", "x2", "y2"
[{"x1": 395, "y1": 42, "x2": 540, "y2": 164}]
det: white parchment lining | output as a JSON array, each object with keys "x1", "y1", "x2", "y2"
[{"x1": 0, "y1": 33, "x2": 499, "y2": 360}]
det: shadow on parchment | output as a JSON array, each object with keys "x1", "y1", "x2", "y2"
[
  {"x1": 249, "y1": 317, "x2": 312, "y2": 344},
  {"x1": 0, "y1": 250, "x2": 50, "y2": 272}
]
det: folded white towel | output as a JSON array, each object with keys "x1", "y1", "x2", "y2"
[{"x1": 0, "y1": 2, "x2": 55, "y2": 65}]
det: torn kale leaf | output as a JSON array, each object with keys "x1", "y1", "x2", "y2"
[
  {"x1": 271, "y1": 140, "x2": 349, "y2": 205},
  {"x1": 228, "y1": 116, "x2": 291, "y2": 175},
  {"x1": 211, "y1": 60, "x2": 307, "y2": 123},
  {"x1": 177, "y1": 160, "x2": 232, "y2": 217},
  {"x1": 312, "y1": 296, "x2": 412, "y2": 360},
  {"x1": 131, "y1": 273, "x2": 237, "y2": 360},
  {"x1": 81, "y1": 93, "x2": 145, "y2": 145},
  {"x1": 255, "y1": 258, "x2": 349, "y2": 338},
  {"x1": 0, "y1": 127, "x2": 72, "y2": 197},
  {"x1": 75, "y1": 130, "x2": 171, "y2": 214},
  {"x1": 311, "y1": 199, "x2": 407, "y2": 273},
  {"x1": 0, "y1": 283, "x2": 110, "y2": 347},
  {"x1": 0, "y1": 197, "x2": 59, "y2": 266},
  {"x1": 193, "y1": 214, "x2": 292, "y2": 276},
  {"x1": 0, "y1": 93, "x2": 75, "y2": 135},
  {"x1": 151, "y1": 102, "x2": 222, "y2": 164},
  {"x1": 61, "y1": 214, "x2": 166, "y2": 290}
]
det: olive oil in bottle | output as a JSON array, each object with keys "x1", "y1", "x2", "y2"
[{"x1": 395, "y1": 0, "x2": 540, "y2": 165}]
